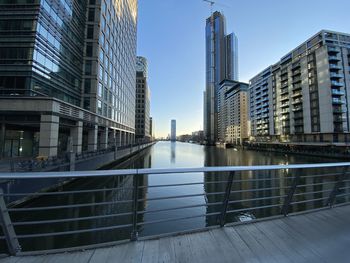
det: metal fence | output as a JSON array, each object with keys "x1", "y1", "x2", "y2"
[
  {"x1": 0, "y1": 162, "x2": 350, "y2": 255},
  {"x1": 7, "y1": 143, "x2": 151, "y2": 172}
]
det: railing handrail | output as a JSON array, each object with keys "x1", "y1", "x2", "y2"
[
  {"x1": 1, "y1": 161, "x2": 350, "y2": 255},
  {"x1": 1, "y1": 162, "x2": 350, "y2": 179}
]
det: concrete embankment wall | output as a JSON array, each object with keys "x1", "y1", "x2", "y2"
[
  {"x1": 0, "y1": 142, "x2": 156, "y2": 205},
  {"x1": 244, "y1": 143, "x2": 349, "y2": 160}
]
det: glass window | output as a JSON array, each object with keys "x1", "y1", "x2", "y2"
[
  {"x1": 97, "y1": 100, "x2": 102, "y2": 115},
  {"x1": 88, "y1": 8, "x2": 95, "y2": 21},
  {"x1": 98, "y1": 82, "x2": 103, "y2": 97},
  {"x1": 87, "y1": 25, "x2": 94, "y2": 39},
  {"x1": 99, "y1": 64, "x2": 103, "y2": 80}
]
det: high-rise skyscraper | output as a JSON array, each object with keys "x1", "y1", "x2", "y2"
[
  {"x1": 135, "y1": 56, "x2": 151, "y2": 143},
  {"x1": 204, "y1": 11, "x2": 238, "y2": 145},
  {"x1": 171, "y1": 120, "x2": 176, "y2": 142},
  {"x1": 0, "y1": 0, "x2": 138, "y2": 158}
]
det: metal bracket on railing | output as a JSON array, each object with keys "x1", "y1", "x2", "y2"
[
  {"x1": 281, "y1": 169, "x2": 301, "y2": 216},
  {"x1": 130, "y1": 174, "x2": 139, "y2": 241},
  {"x1": 0, "y1": 189, "x2": 21, "y2": 255},
  {"x1": 218, "y1": 171, "x2": 235, "y2": 227},
  {"x1": 327, "y1": 166, "x2": 349, "y2": 207}
]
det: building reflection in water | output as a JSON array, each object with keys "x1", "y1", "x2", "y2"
[
  {"x1": 203, "y1": 147, "x2": 349, "y2": 226},
  {"x1": 6, "y1": 143, "x2": 350, "y2": 252},
  {"x1": 170, "y1": 141, "x2": 176, "y2": 163},
  {"x1": 9, "y1": 150, "x2": 152, "y2": 252}
]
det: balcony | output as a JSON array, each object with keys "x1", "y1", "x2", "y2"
[
  {"x1": 292, "y1": 91, "x2": 302, "y2": 98},
  {"x1": 293, "y1": 85, "x2": 302, "y2": 91},
  {"x1": 281, "y1": 102, "x2": 289, "y2": 108},
  {"x1": 329, "y1": 55, "x2": 341, "y2": 62},
  {"x1": 281, "y1": 109, "x2": 290, "y2": 114},
  {"x1": 292, "y1": 62, "x2": 300, "y2": 69},
  {"x1": 331, "y1": 89, "x2": 345, "y2": 96},
  {"x1": 333, "y1": 107, "x2": 345, "y2": 114},
  {"x1": 281, "y1": 81, "x2": 289, "y2": 88},
  {"x1": 281, "y1": 88, "x2": 289, "y2": 95},
  {"x1": 292, "y1": 77, "x2": 301, "y2": 84},
  {"x1": 293, "y1": 106, "x2": 302, "y2": 112},
  {"x1": 292, "y1": 98, "x2": 303, "y2": 105},
  {"x1": 331, "y1": 81, "x2": 343, "y2": 87},
  {"x1": 328, "y1": 46, "x2": 339, "y2": 53},
  {"x1": 332, "y1": 98, "x2": 345, "y2": 104},
  {"x1": 292, "y1": 70, "x2": 301, "y2": 77},
  {"x1": 329, "y1": 64, "x2": 342, "y2": 70},
  {"x1": 281, "y1": 95, "x2": 289, "y2": 101},
  {"x1": 333, "y1": 116, "x2": 344, "y2": 123},
  {"x1": 330, "y1": 72, "x2": 343, "y2": 79},
  {"x1": 281, "y1": 75, "x2": 288, "y2": 81}
]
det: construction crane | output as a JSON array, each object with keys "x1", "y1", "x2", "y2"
[
  {"x1": 203, "y1": 0, "x2": 229, "y2": 14},
  {"x1": 202, "y1": 0, "x2": 215, "y2": 14}
]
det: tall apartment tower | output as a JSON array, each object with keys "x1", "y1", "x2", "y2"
[
  {"x1": 171, "y1": 120, "x2": 176, "y2": 142},
  {"x1": 218, "y1": 80, "x2": 249, "y2": 145},
  {"x1": 249, "y1": 30, "x2": 350, "y2": 143},
  {"x1": 204, "y1": 11, "x2": 238, "y2": 145},
  {"x1": 0, "y1": 0, "x2": 138, "y2": 158},
  {"x1": 135, "y1": 56, "x2": 151, "y2": 143}
]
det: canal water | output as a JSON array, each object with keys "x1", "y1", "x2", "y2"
[{"x1": 4, "y1": 141, "x2": 350, "y2": 252}]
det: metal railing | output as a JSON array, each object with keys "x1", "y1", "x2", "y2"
[
  {"x1": 0, "y1": 162, "x2": 350, "y2": 255},
  {"x1": 6, "y1": 142, "x2": 152, "y2": 172}
]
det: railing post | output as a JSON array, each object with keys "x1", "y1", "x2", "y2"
[
  {"x1": 327, "y1": 166, "x2": 348, "y2": 207},
  {"x1": 0, "y1": 189, "x2": 21, "y2": 255},
  {"x1": 130, "y1": 173, "x2": 139, "y2": 241},
  {"x1": 218, "y1": 171, "x2": 235, "y2": 227},
  {"x1": 281, "y1": 169, "x2": 301, "y2": 216},
  {"x1": 114, "y1": 137, "x2": 117, "y2": 160}
]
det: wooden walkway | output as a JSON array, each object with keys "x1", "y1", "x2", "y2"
[{"x1": 2, "y1": 205, "x2": 350, "y2": 263}]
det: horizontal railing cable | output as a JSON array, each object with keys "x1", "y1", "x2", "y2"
[{"x1": 1, "y1": 162, "x2": 350, "y2": 255}]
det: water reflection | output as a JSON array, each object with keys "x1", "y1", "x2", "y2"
[
  {"x1": 170, "y1": 141, "x2": 176, "y2": 163},
  {"x1": 4, "y1": 141, "x2": 350, "y2": 252}
]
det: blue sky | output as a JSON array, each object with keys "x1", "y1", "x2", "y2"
[{"x1": 137, "y1": 0, "x2": 350, "y2": 138}]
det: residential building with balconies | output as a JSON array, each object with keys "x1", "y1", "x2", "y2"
[
  {"x1": 218, "y1": 79, "x2": 249, "y2": 145},
  {"x1": 249, "y1": 30, "x2": 350, "y2": 143}
]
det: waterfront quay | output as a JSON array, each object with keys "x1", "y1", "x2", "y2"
[{"x1": 245, "y1": 141, "x2": 350, "y2": 159}]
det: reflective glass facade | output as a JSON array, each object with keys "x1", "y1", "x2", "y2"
[
  {"x1": 204, "y1": 11, "x2": 238, "y2": 144},
  {"x1": 83, "y1": 0, "x2": 137, "y2": 132},
  {"x1": 0, "y1": 0, "x2": 87, "y2": 106},
  {"x1": 135, "y1": 57, "x2": 150, "y2": 142}
]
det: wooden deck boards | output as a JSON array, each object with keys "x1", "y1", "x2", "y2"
[{"x1": 2, "y1": 205, "x2": 350, "y2": 263}]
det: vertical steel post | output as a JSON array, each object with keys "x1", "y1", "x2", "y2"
[
  {"x1": 0, "y1": 189, "x2": 21, "y2": 255},
  {"x1": 130, "y1": 173, "x2": 139, "y2": 241},
  {"x1": 219, "y1": 171, "x2": 235, "y2": 227},
  {"x1": 281, "y1": 169, "x2": 301, "y2": 216},
  {"x1": 327, "y1": 166, "x2": 348, "y2": 207},
  {"x1": 0, "y1": 123, "x2": 5, "y2": 158}
]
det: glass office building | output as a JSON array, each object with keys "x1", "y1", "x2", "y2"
[
  {"x1": 0, "y1": 0, "x2": 138, "y2": 158},
  {"x1": 135, "y1": 56, "x2": 151, "y2": 143}
]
